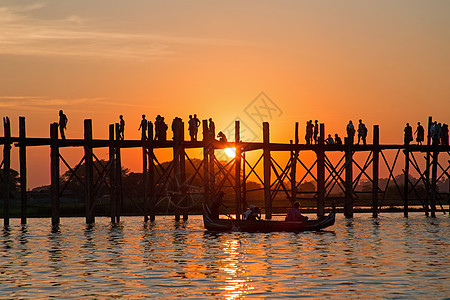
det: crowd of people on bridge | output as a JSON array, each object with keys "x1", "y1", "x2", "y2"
[
  {"x1": 56, "y1": 110, "x2": 449, "y2": 148},
  {"x1": 404, "y1": 121, "x2": 449, "y2": 146},
  {"x1": 126, "y1": 114, "x2": 217, "y2": 142},
  {"x1": 304, "y1": 119, "x2": 368, "y2": 146}
]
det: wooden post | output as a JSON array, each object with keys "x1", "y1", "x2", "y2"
[
  {"x1": 19, "y1": 117, "x2": 27, "y2": 224},
  {"x1": 202, "y1": 120, "x2": 210, "y2": 205},
  {"x1": 3, "y1": 117, "x2": 11, "y2": 227},
  {"x1": 84, "y1": 119, "x2": 95, "y2": 224},
  {"x1": 235, "y1": 121, "x2": 241, "y2": 220},
  {"x1": 290, "y1": 140, "x2": 294, "y2": 203},
  {"x1": 316, "y1": 123, "x2": 325, "y2": 217},
  {"x1": 148, "y1": 122, "x2": 155, "y2": 221},
  {"x1": 209, "y1": 134, "x2": 215, "y2": 196},
  {"x1": 180, "y1": 122, "x2": 188, "y2": 220},
  {"x1": 403, "y1": 147, "x2": 410, "y2": 217},
  {"x1": 115, "y1": 123, "x2": 122, "y2": 223},
  {"x1": 173, "y1": 121, "x2": 181, "y2": 221},
  {"x1": 263, "y1": 122, "x2": 272, "y2": 219},
  {"x1": 50, "y1": 122, "x2": 60, "y2": 226},
  {"x1": 291, "y1": 122, "x2": 299, "y2": 204},
  {"x1": 424, "y1": 116, "x2": 432, "y2": 216},
  {"x1": 109, "y1": 124, "x2": 116, "y2": 223},
  {"x1": 372, "y1": 125, "x2": 379, "y2": 218},
  {"x1": 344, "y1": 136, "x2": 354, "y2": 218},
  {"x1": 242, "y1": 151, "x2": 247, "y2": 209},
  {"x1": 430, "y1": 146, "x2": 438, "y2": 218},
  {"x1": 143, "y1": 124, "x2": 148, "y2": 222},
  {"x1": 448, "y1": 172, "x2": 450, "y2": 215}
]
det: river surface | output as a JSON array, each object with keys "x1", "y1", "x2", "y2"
[{"x1": 1, "y1": 213, "x2": 449, "y2": 299}]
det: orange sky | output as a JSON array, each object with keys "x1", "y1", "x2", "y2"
[{"x1": 1, "y1": 1, "x2": 450, "y2": 188}]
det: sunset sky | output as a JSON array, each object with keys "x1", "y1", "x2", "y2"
[{"x1": 1, "y1": 1, "x2": 450, "y2": 188}]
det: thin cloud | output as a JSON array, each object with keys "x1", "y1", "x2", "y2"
[
  {"x1": 0, "y1": 3, "x2": 247, "y2": 60},
  {"x1": 0, "y1": 96, "x2": 107, "y2": 112},
  {"x1": 0, "y1": 96, "x2": 148, "y2": 112}
]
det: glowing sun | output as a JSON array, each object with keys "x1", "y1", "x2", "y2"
[{"x1": 224, "y1": 147, "x2": 236, "y2": 158}]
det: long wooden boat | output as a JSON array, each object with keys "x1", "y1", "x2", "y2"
[{"x1": 203, "y1": 205, "x2": 335, "y2": 232}]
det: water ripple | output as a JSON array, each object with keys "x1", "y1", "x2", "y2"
[{"x1": 0, "y1": 213, "x2": 448, "y2": 298}]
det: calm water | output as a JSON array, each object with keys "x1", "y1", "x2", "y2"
[{"x1": 1, "y1": 213, "x2": 449, "y2": 299}]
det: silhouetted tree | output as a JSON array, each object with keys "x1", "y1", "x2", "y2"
[{"x1": 0, "y1": 168, "x2": 20, "y2": 192}]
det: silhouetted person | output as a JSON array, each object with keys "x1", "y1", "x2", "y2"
[
  {"x1": 334, "y1": 134, "x2": 342, "y2": 145},
  {"x1": 193, "y1": 114, "x2": 200, "y2": 141},
  {"x1": 305, "y1": 120, "x2": 313, "y2": 144},
  {"x1": 158, "y1": 117, "x2": 168, "y2": 141},
  {"x1": 118, "y1": 115, "x2": 125, "y2": 140},
  {"x1": 404, "y1": 123, "x2": 413, "y2": 145},
  {"x1": 441, "y1": 123, "x2": 449, "y2": 146},
  {"x1": 285, "y1": 201, "x2": 308, "y2": 222},
  {"x1": 154, "y1": 115, "x2": 162, "y2": 140},
  {"x1": 325, "y1": 134, "x2": 334, "y2": 144},
  {"x1": 430, "y1": 121, "x2": 440, "y2": 145},
  {"x1": 138, "y1": 114, "x2": 147, "y2": 140},
  {"x1": 357, "y1": 119, "x2": 367, "y2": 145},
  {"x1": 188, "y1": 115, "x2": 194, "y2": 141},
  {"x1": 243, "y1": 204, "x2": 256, "y2": 220},
  {"x1": 210, "y1": 191, "x2": 225, "y2": 219},
  {"x1": 217, "y1": 131, "x2": 227, "y2": 143},
  {"x1": 208, "y1": 118, "x2": 215, "y2": 140},
  {"x1": 415, "y1": 122, "x2": 424, "y2": 145},
  {"x1": 313, "y1": 120, "x2": 319, "y2": 144},
  {"x1": 346, "y1": 120, "x2": 355, "y2": 144},
  {"x1": 172, "y1": 117, "x2": 183, "y2": 141},
  {"x1": 188, "y1": 114, "x2": 200, "y2": 141},
  {"x1": 244, "y1": 206, "x2": 261, "y2": 221},
  {"x1": 58, "y1": 110, "x2": 68, "y2": 140},
  {"x1": 437, "y1": 122, "x2": 443, "y2": 145}
]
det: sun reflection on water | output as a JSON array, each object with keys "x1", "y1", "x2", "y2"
[{"x1": 220, "y1": 239, "x2": 253, "y2": 300}]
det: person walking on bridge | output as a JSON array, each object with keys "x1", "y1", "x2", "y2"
[
  {"x1": 138, "y1": 114, "x2": 147, "y2": 140},
  {"x1": 58, "y1": 110, "x2": 68, "y2": 140}
]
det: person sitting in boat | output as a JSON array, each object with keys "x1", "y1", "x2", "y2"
[
  {"x1": 243, "y1": 205, "x2": 261, "y2": 221},
  {"x1": 285, "y1": 201, "x2": 308, "y2": 222},
  {"x1": 210, "y1": 191, "x2": 225, "y2": 219}
]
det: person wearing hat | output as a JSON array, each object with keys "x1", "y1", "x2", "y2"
[{"x1": 210, "y1": 191, "x2": 225, "y2": 219}]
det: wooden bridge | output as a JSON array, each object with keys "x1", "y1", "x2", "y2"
[{"x1": 1, "y1": 116, "x2": 449, "y2": 226}]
